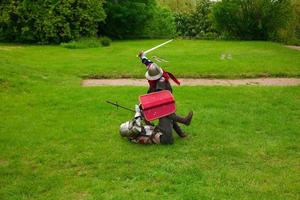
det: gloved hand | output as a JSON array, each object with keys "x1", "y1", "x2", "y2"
[{"x1": 138, "y1": 51, "x2": 146, "y2": 59}]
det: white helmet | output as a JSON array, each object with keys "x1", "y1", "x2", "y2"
[{"x1": 145, "y1": 63, "x2": 163, "y2": 81}]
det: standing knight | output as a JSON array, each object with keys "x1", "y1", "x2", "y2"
[{"x1": 138, "y1": 51, "x2": 191, "y2": 138}]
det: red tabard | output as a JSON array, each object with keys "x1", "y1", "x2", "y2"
[{"x1": 148, "y1": 71, "x2": 180, "y2": 90}]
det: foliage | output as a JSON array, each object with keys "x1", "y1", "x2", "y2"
[
  {"x1": 175, "y1": 0, "x2": 217, "y2": 38},
  {"x1": 295, "y1": 0, "x2": 300, "y2": 39},
  {"x1": 100, "y1": 36, "x2": 112, "y2": 47},
  {"x1": 100, "y1": 0, "x2": 176, "y2": 39},
  {"x1": 0, "y1": 0, "x2": 106, "y2": 43},
  {"x1": 211, "y1": 0, "x2": 293, "y2": 40},
  {"x1": 277, "y1": 0, "x2": 300, "y2": 45},
  {"x1": 158, "y1": 0, "x2": 197, "y2": 13},
  {"x1": 100, "y1": 0, "x2": 156, "y2": 39},
  {"x1": 60, "y1": 37, "x2": 103, "y2": 49},
  {"x1": 142, "y1": 5, "x2": 176, "y2": 38}
]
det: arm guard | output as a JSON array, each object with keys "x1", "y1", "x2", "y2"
[{"x1": 139, "y1": 53, "x2": 153, "y2": 67}]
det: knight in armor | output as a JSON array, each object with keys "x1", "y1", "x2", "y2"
[
  {"x1": 138, "y1": 51, "x2": 191, "y2": 138},
  {"x1": 139, "y1": 52, "x2": 180, "y2": 93}
]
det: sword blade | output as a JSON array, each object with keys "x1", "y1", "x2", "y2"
[
  {"x1": 106, "y1": 101, "x2": 135, "y2": 113},
  {"x1": 144, "y1": 39, "x2": 174, "y2": 54}
]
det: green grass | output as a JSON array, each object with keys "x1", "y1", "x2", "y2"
[
  {"x1": 0, "y1": 40, "x2": 300, "y2": 199},
  {"x1": 1, "y1": 86, "x2": 299, "y2": 199},
  {"x1": 0, "y1": 40, "x2": 300, "y2": 81}
]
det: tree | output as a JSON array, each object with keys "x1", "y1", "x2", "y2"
[
  {"x1": 0, "y1": 0, "x2": 106, "y2": 43},
  {"x1": 142, "y1": 5, "x2": 176, "y2": 38},
  {"x1": 277, "y1": 0, "x2": 300, "y2": 44},
  {"x1": 175, "y1": 0, "x2": 217, "y2": 38},
  {"x1": 211, "y1": 0, "x2": 293, "y2": 40},
  {"x1": 100, "y1": 0, "x2": 156, "y2": 39},
  {"x1": 158, "y1": 0, "x2": 197, "y2": 13}
]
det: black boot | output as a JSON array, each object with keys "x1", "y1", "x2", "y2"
[
  {"x1": 170, "y1": 112, "x2": 193, "y2": 126},
  {"x1": 173, "y1": 122, "x2": 187, "y2": 138}
]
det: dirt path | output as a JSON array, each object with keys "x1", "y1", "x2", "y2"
[
  {"x1": 82, "y1": 78, "x2": 300, "y2": 87},
  {"x1": 285, "y1": 45, "x2": 300, "y2": 51}
]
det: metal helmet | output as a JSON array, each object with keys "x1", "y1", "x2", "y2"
[
  {"x1": 119, "y1": 121, "x2": 132, "y2": 137},
  {"x1": 145, "y1": 63, "x2": 163, "y2": 81}
]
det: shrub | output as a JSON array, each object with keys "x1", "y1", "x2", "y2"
[
  {"x1": 100, "y1": 0, "x2": 156, "y2": 39},
  {"x1": 100, "y1": 0, "x2": 175, "y2": 39},
  {"x1": 0, "y1": 0, "x2": 106, "y2": 43},
  {"x1": 142, "y1": 6, "x2": 176, "y2": 38},
  {"x1": 211, "y1": 0, "x2": 293, "y2": 40},
  {"x1": 61, "y1": 38, "x2": 101, "y2": 49},
  {"x1": 158, "y1": 0, "x2": 197, "y2": 13},
  {"x1": 100, "y1": 37, "x2": 112, "y2": 47},
  {"x1": 277, "y1": 0, "x2": 300, "y2": 45},
  {"x1": 175, "y1": 0, "x2": 217, "y2": 38}
]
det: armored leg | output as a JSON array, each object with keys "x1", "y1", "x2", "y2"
[
  {"x1": 173, "y1": 122, "x2": 187, "y2": 138},
  {"x1": 157, "y1": 116, "x2": 174, "y2": 145},
  {"x1": 169, "y1": 112, "x2": 193, "y2": 126}
]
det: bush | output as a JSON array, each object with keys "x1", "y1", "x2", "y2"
[
  {"x1": 211, "y1": 0, "x2": 293, "y2": 40},
  {"x1": 142, "y1": 6, "x2": 176, "y2": 38},
  {"x1": 0, "y1": 0, "x2": 106, "y2": 43},
  {"x1": 158, "y1": 0, "x2": 197, "y2": 13},
  {"x1": 100, "y1": 0, "x2": 175, "y2": 39},
  {"x1": 277, "y1": 0, "x2": 300, "y2": 45},
  {"x1": 175, "y1": 0, "x2": 217, "y2": 38},
  {"x1": 100, "y1": 0, "x2": 156, "y2": 39},
  {"x1": 100, "y1": 37, "x2": 112, "y2": 47},
  {"x1": 61, "y1": 38, "x2": 101, "y2": 49}
]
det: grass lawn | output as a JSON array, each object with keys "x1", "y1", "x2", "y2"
[
  {"x1": 1, "y1": 40, "x2": 300, "y2": 81},
  {"x1": 0, "y1": 40, "x2": 300, "y2": 199}
]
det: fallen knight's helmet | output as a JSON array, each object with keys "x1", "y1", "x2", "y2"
[
  {"x1": 145, "y1": 63, "x2": 163, "y2": 81},
  {"x1": 119, "y1": 105, "x2": 142, "y2": 137},
  {"x1": 119, "y1": 121, "x2": 134, "y2": 137}
]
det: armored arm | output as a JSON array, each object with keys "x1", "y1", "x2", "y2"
[{"x1": 138, "y1": 51, "x2": 153, "y2": 67}]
